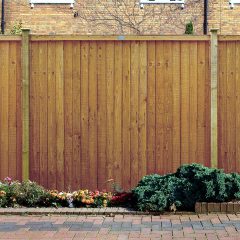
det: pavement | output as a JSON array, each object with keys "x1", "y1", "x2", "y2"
[{"x1": 0, "y1": 214, "x2": 240, "y2": 239}]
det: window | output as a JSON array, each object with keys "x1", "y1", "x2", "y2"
[
  {"x1": 230, "y1": 0, "x2": 240, "y2": 8},
  {"x1": 29, "y1": 0, "x2": 75, "y2": 8},
  {"x1": 139, "y1": 0, "x2": 185, "y2": 9}
]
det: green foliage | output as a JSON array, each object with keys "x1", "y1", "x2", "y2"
[
  {"x1": 132, "y1": 164, "x2": 240, "y2": 212},
  {"x1": 10, "y1": 21, "x2": 23, "y2": 35},
  {"x1": 13, "y1": 180, "x2": 47, "y2": 207},
  {"x1": 185, "y1": 21, "x2": 194, "y2": 35},
  {"x1": 0, "y1": 178, "x2": 114, "y2": 208}
]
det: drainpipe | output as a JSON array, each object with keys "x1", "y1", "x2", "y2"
[
  {"x1": 1, "y1": 0, "x2": 5, "y2": 34},
  {"x1": 203, "y1": 0, "x2": 208, "y2": 35}
]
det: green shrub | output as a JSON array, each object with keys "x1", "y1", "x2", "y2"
[
  {"x1": 185, "y1": 21, "x2": 194, "y2": 34},
  {"x1": 13, "y1": 180, "x2": 47, "y2": 207},
  {"x1": 132, "y1": 164, "x2": 240, "y2": 212}
]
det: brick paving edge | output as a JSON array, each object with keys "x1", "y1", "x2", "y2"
[
  {"x1": 0, "y1": 207, "x2": 197, "y2": 216},
  {"x1": 195, "y1": 202, "x2": 240, "y2": 213}
]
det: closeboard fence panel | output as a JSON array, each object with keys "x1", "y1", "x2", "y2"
[
  {"x1": 29, "y1": 38, "x2": 211, "y2": 190},
  {"x1": 5, "y1": 35, "x2": 240, "y2": 191},
  {"x1": 0, "y1": 40, "x2": 22, "y2": 180},
  {"x1": 218, "y1": 40, "x2": 240, "y2": 173}
]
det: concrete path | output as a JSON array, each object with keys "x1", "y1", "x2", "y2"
[{"x1": 0, "y1": 214, "x2": 240, "y2": 239}]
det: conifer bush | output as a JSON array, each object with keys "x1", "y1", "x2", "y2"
[{"x1": 132, "y1": 164, "x2": 240, "y2": 212}]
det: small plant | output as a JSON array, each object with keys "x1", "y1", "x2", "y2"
[
  {"x1": 10, "y1": 21, "x2": 23, "y2": 35},
  {"x1": 44, "y1": 190, "x2": 70, "y2": 207},
  {"x1": 110, "y1": 192, "x2": 133, "y2": 207},
  {"x1": 73, "y1": 190, "x2": 112, "y2": 208},
  {"x1": 185, "y1": 21, "x2": 194, "y2": 35}
]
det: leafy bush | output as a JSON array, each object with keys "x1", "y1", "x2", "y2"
[
  {"x1": 13, "y1": 180, "x2": 47, "y2": 207},
  {"x1": 132, "y1": 164, "x2": 240, "y2": 212}
]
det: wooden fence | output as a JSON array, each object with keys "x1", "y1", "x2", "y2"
[
  {"x1": 0, "y1": 32, "x2": 238, "y2": 190},
  {"x1": 0, "y1": 40, "x2": 22, "y2": 181},
  {"x1": 218, "y1": 37, "x2": 240, "y2": 173}
]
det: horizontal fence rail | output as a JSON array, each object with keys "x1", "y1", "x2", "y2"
[
  {"x1": 29, "y1": 35, "x2": 210, "y2": 41},
  {"x1": 0, "y1": 32, "x2": 238, "y2": 191}
]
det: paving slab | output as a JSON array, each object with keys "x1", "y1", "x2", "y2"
[{"x1": 0, "y1": 213, "x2": 239, "y2": 239}]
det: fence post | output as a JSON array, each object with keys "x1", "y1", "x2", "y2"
[
  {"x1": 210, "y1": 28, "x2": 218, "y2": 168},
  {"x1": 22, "y1": 28, "x2": 30, "y2": 180}
]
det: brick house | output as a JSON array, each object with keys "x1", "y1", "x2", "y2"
[{"x1": 0, "y1": 0, "x2": 239, "y2": 35}]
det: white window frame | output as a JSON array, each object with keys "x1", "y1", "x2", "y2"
[
  {"x1": 139, "y1": 0, "x2": 185, "y2": 9},
  {"x1": 29, "y1": 0, "x2": 75, "y2": 8},
  {"x1": 230, "y1": 0, "x2": 240, "y2": 8}
]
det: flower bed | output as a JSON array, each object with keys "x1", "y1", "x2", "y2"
[
  {"x1": 0, "y1": 177, "x2": 133, "y2": 209},
  {"x1": 2, "y1": 164, "x2": 240, "y2": 213}
]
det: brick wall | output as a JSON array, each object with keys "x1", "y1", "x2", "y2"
[
  {"x1": 2, "y1": 0, "x2": 203, "y2": 35},
  {"x1": 209, "y1": 0, "x2": 240, "y2": 35},
  {"x1": 1, "y1": 0, "x2": 240, "y2": 35}
]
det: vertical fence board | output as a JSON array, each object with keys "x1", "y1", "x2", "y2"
[
  {"x1": 8, "y1": 42, "x2": 17, "y2": 178},
  {"x1": 155, "y1": 42, "x2": 165, "y2": 174},
  {"x1": 55, "y1": 41, "x2": 65, "y2": 190},
  {"x1": 180, "y1": 42, "x2": 190, "y2": 164},
  {"x1": 113, "y1": 42, "x2": 123, "y2": 188},
  {"x1": 163, "y1": 41, "x2": 173, "y2": 173},
  {"x1": 97, "y1": 41, "x2": 107, "y2": 189},
  {"x1": 30, "y1": 42, "x2": 40, "y2": 183},
  {"x1": 16, "y1": 43, "x2": 22, "y2": 180},
  {"x1": 197, "y1": 42, "x2": 206, "y2": 164},
  {"x1": 130, "y1": 41, "x2": 139, "y2": 187},
  {"x1": 218, "y1": 42, "x2": 227, "y2": 170},
  {"x1": 205, "y1": 42, "x2": 211, "y2": 167},
  {"x1": 64, "y1": 41, "x2": 73, "y2": 190},
  {"x1": 226, "y1": 42, "x2": 236, "y2": 172},
  {"x1": 147, "y1": 41, "x2": 156, "y2": 174},
  {"x1": 39, "y1": 42, "x2": 48, "y2": 187},
  {"x1": 122, "y1": 42, "x2": 131, "y2": 190},
  {"x1": 72, "y1": 41, "x2": 81, "y2": 190},
  {"x1": 80, "y1": 41, "x2": 90, "y2": 189},
  {"x1": 189, "y1": 42, "x2": 198, "y2": 163},
  {"x1": 172, "y1": 42, "x2": 181, "y2": 172},
  {"x1": 88, "y1": 41, "x2": 98, "y2": 190},
  {"x1": 236, "y1": 43, "x2": 240, "y2": 172},
  {"x1": 0, "y1": 42, "x2": 9, "y2": 179},
  {"x1": 138, "y1": 41, "x2": 147, "y2": 179},
  {"x1": 47, "y1": 42, "x2": 57, "y2": 189},
  {"x1": 106, "y1": 42, "x2": 114, "y2": 189}
]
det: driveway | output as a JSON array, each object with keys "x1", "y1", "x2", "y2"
[{"x1": 0, "y1": 214, "x2": 239, "y2": 239}]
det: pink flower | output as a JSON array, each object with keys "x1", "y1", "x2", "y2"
[{"x1": 4, "y1": 177, "x2": 12, "y2": 184}]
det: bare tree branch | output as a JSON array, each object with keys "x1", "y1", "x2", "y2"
[{"x1": 74, "y1": 0, "x2": 202, "y2": 35}]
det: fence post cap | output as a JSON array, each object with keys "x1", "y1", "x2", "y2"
[
  {"x1": 21, "y1": 28, "x2": 31, "y2": 33},
  {"x1": 210, "y1": 28, "x2": 219, "y2": 33}
]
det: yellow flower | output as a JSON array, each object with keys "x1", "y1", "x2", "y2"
[
  {"x1": 78, "y1": 190, "x2": 84, "y2": 196},
  {"x1": 0, "y1": 191, "x2": 6, "y2": 197},
  {"x1": 51, "y1": 192, "x2": 58, "y2": 197}
]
